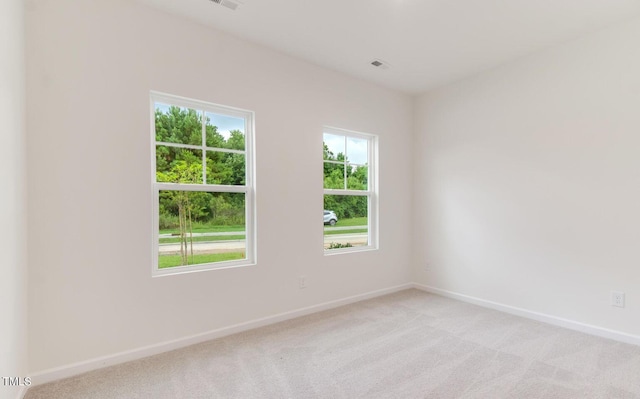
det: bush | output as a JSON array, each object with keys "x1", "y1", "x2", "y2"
[
  {"x1": 159, "y1": 212, "x2": 180, "y2": 230},
  {"x1": 327, "y1": 242, "x2": 353, "y2": 249},
  {"x1": 323, "y1": 195, "x2": 367, "y2": 219}
]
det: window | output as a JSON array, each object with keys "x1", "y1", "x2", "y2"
[
  {"x1": 323, "y1": 127, "x2": 378, "y2": 253},
  {"x1": 151, "y1": 92, "x2": 255, "y2": 276}
]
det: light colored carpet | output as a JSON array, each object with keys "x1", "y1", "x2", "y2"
[{"x1": 26, "y1": 289, "x2": 640, "y2": 398}]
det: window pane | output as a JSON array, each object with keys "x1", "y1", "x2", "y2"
[
  {"x1": 205, "y1": 112, "x2": 245, "y2": 150},
  {"x1": 323, "y1": 194, "x2": 368, "y2": 249},
  {"x1": 158, "y1": 191, "x2": 246, "y2": 268},
  {"x1": 206, "y1": 151, "x2": 245, "y2": 185},
  {"x1": 347, "y1": 164, "x2": 368, "y2": 191},
  {"x1": 155, "y1": 146, "x2": 203, "y2": 184},
  {"x1": 323, "y1": 133, "x2": 345, "y2": 161},
  {"x1": 346, "y1": 136, "x2": 368, "y2": 165},
  {"x1": 324, "y1": 162, "x2": 345, "y2": 189},
  {"x1": 154, "y1": 104, "x2": 202, "y2": 145}
]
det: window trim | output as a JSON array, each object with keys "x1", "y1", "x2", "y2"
[
  {"x1": 150, "y1": 91, "x2": 256, "y2": 277},
  {"x1": 323, "y1": 126, "x2": 378, "y2": 255}
]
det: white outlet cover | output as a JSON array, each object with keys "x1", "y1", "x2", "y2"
[{"x1": 612, "y1": 291, "x2": 625, "y2": 308}]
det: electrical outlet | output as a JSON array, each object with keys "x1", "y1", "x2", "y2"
[
  {"x1": 611, "y1": 291, "x2": 625, "y2": 308},
  {"x1": 299, "y1": 276, "x2": 307, "y2": 289}
]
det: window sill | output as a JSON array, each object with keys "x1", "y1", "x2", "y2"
[
  {"x1": 323, "y1": 245, "x2": 378, "y2": 256},
  {"x1": 152, "y1": 259, "x2": 256, "y2": 278}
]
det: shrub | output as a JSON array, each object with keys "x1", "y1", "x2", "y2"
[
  {"x1": 327, "y1": 242, "x2": 353, "y2": 249},
  {"x1": 159, "y1": 212, "x2": 180, "y2": 230}
]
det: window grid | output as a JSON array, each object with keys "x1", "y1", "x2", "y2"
[
  {"x1": 323, "y1": 127, "x2": 378, "y2": 253},
  {"x1": 151, "y1": 92, "x2": 255, "y2": 276}
]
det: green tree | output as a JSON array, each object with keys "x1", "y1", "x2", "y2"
[
  {"x1": 155, "y1": 107, "x2": 202, "y2": 145},
  {"x1": 322, "y1": 141, "x2": 368, "y2": 219},
  {"x1": 226, "y1": 129, "x2": 245, "y2": 150},
  {"x1": 155, "y1": 106, "x2": 248, "y2": 266}
]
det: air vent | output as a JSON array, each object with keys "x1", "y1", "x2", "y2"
[
  {"x1": 221, "y1": 0, "x2": 238, "y2": 10},
  {"x1": 209, "y1": 0, "x2": 239, "y2": 10},
  {"x1": 370, "y1": 59, "x2": 391, "y2": 70}
]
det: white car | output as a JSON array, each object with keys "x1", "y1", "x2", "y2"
[{"x1": 323, "y1": 210, "x2": 338, "y2": 226}]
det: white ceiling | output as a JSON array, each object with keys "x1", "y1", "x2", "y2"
[{"x1": 136, "y1": 0, "x2": 640, "y2": 94}]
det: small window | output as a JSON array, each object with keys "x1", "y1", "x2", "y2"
[
  {"x1": 151, "y1": 92, "x2": 255, "y2": 276},
  {"x1": 323, "y1": 127, "x2": 378, "y2": 253}
]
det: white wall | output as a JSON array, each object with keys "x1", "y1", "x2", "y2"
[
  {"x1": 414, "y1": 17, "x2": 640, "y2": 336},
  {"x1": 0, "y1": 0, "x2": 28, "y2": 398},
  {"x1": 26, "y1": 0, "x2": 413, "y2": 373}
]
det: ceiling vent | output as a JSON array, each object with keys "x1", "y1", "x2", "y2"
[
  {"x1": 370, "y1": 59, "x2": 391, "y2": 70},
  {"x1": 209, "y1": 0, "x2": 240, "y2": 10}
]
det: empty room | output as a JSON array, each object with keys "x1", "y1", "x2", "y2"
[{"x1": 2, "y1": 0, "x2": 640, "y2": 398}]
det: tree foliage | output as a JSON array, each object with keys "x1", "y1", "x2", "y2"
[
  {"x1": 156, "y1": 106, "x2": 245, "y2": 231},
  {"x1": 155, "y1": 105, "x2": 370, "y2": 234},
  {"x1": 323, "y1": 143, "x2": 368, "y2": 219}
]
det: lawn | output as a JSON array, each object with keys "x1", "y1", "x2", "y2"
[
  {"x1": 159, "y1": 235, "x2": 245, "y2": 244},
  {"x1": 324, "y1": 228, "x2": 368, "y2": 235},
  {"x1": 331, "y1": 217, "x2": 367, "y2": 227},
  {"x1": 161, "y1": 217, "x2": 367, "y2": 236},
  {"x1": 158, "y1": 252, "x2": 245, "y2": 268},
  {"x1": 160, "y1": 224, "x2": 245, "y2": 235}
]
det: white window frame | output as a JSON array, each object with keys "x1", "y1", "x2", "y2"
[
  {"x1": 150, "y1": 91, "x2": 256, "y2": 277},
  {"x1": 323, "y1": 126, "x2": 378, "y2": 255}
]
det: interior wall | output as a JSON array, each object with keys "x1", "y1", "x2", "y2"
[
  {"x1": 414, "y1": 17, "x2": 640, "y2": 336},
  {"x1": 0, "y1": 0, "x2": 28, "y2": 398},
  {"x1": 26, "y1": 0, "x2": 413, "y2": 373}
]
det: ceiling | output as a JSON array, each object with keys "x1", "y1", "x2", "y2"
[{"x1": 136, "y1": 0, "x2": 640, "y2": 94}]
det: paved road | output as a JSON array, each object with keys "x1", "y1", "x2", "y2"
[
  {"x1": 159, "y1": 239, "x2": 246, "y2": 254},
  {"x1": 159, "y1": 232, "x2": 368, "y2": 254}
]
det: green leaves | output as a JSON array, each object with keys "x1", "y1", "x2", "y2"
[
  {"x1": 156, "y1": 160, "x2": 203, "y2": 184},
  {"x1": 323, "y1": 141, "x2": 368, "y2": 191},
  {"x1": 323, "y1": 194, "x2": 367, "y2": 219},
  {"x1": 155, "y1": 107, "x2": 246, "y2": 186},
  {"x1": 155, "y1": 105, "x2": 247, "y2": 230},
  {"x1": 155, "y1": 106, "x2": 202, "y2": 145},
  {"x1": 323, "y1": 138, "x2": 369, "y2": 219},
  {"x1": 328, "y1": 242, "x2": 354, "y2": 249}
]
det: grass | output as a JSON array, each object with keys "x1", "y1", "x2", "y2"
[
  {"x1": 159, "y1": 217, "x2": 367, "y2": 236},
  {"x1": 159, "y1": 235, "x2": 245, "y2": 244},
  {"x1": 158, "y1": 252, "x2": 245, "y2": 268},
  {"x1": 330, "y1": 217, "x2": 367, "y2": 227},
  {"x1": 324, "y1": 228, "x2": 367, "y2": 235},
  {"x1": 160, "y1": 224, "x2": 245, "y2": 235}
]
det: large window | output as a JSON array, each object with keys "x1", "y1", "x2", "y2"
[
  {"x1": 151, "y1": 92, "x2": 255, "y2": 276},
  {"x1": 323, "y1": 127, "x2": 377, "y2": 253}
]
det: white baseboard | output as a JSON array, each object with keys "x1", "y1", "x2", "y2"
[
  {"x1": 413, "y1": 283, "x2": 640, "y2": 347},
  {"x1": 29, "y1": 283, "x2": 413, "y2": 386},
  {"x1": 29, "y1": 282, "x2": 640, "y2": 388}
]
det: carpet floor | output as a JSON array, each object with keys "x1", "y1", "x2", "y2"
[{"x1": 25, "y1": 289, "x2": 640, "y2": 398}]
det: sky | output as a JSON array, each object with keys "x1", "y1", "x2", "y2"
[
  {"x1": 156, "y1": 103, "x2": 244, "y2": 140},
  {"x1": 323, "y1": 133, "x2": 368, "y2": 165},
  {"x1": 155, "y1": 104, "x2": 367, "y2": 163},
  {"x1": 206, "y1": 112, "x2": 244, "y2": 140}
]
